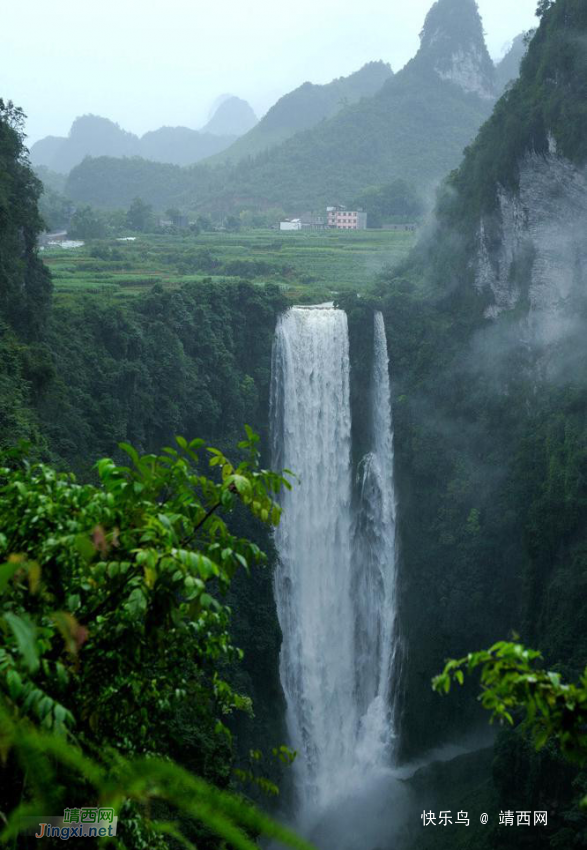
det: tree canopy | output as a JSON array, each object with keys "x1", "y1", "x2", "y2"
[{"x1": 0, "y1": 432, "x2": 302, "y2": 849}]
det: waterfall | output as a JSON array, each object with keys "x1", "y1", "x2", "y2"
[
  {"x1": 271, "y1": 306, "x2": 398, "y2": 829},
  {"x1": 353, "y1": 311, "x2": 398, "y2": 767}
]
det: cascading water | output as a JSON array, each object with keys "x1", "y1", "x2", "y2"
[
  {"x1": 353, "y1": 311, "x2": 398, "y2": 769},
  {"x1": 271, "y1": 305, "x2": 356, "y2": 814},
  {"x1": 271, "y1": 306, "x2": 399, "y2": 841}
]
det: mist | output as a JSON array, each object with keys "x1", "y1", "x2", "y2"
[{"x1": 7, "y1": 0, "x2": 538, "y2": 143}]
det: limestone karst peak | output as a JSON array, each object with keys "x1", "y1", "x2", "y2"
[{"x1": 417, "y1": 0, "x2": 496, "y2": 99}]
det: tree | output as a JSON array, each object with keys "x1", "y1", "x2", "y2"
[
  {"x1": 68, "y1": 204, "x2": 107, "y2": 239},
  {"x1": 0, "y1": 100, "x2": 52, "y2": 337},
  {"x1": 224, "y1": 215, "x2": 240, "y2": 232},
  {"x1": 352, "y1": 180, "x2": 425, "y2": 228},
  {"x1": 38, "y1": 187, "x2": 73, "y2": 232},
  {"x1": 197, "y1": 215, "x2": 213, "y2": 231},
  {"x1": 127, "y1": 197, "x2": 155, "y2": 232},
  {"x1": 537, "y1": 0, "x2": 554, "y2": 17},
  {"x1": 0, "y1": 431, "x2": 301, "y2": 848},
  {"x1": 434, "y1": 641, "x2": 587, "y2": 779},
  {"x1": 105, "y1": 207, "x2": 128, "y2": 235}
]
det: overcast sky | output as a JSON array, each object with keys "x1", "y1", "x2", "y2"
[{"x1": 5, "y1": 0, "x2": 538, "y2": 144}]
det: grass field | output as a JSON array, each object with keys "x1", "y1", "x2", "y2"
[{"x1": 41, "y1": 228, "x2": 417, "y2": 301}]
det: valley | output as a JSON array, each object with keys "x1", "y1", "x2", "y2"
[{"x1": 3, "y1": 1, "x2": 587, "y2": 849}]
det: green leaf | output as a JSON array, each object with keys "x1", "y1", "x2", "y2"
[
  {"x1": 0, "y1": 560, "x2": 22, "y2": 594},
  {"x1": 126, "y1": 588, "x2": 148, "y2": 619},
  {"x1": 4, "y1": 612, "x2": 39, "y2": 672},
  {"x1": 6, "y1": 669, "x2": 23, "y2": 700},
  {"x1": 119, "y1": 442, "x2": 140, "y2": 466},
  {"x1": 74, "y1": 533, "x2": 97, "y2": 563}
]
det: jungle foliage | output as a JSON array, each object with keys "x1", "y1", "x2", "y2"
[
  {"x1": 0, "y1": 433, "x2": 310, "y2": 849},
  {"x1": 0, "y1": 100, "x2": 52, "y2": 337},
  {"x1": 351, "y1": 180, "x2": 425, "y2": 227}
]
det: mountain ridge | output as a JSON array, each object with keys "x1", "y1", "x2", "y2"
[
  {"x1": 63, "y1": 0, "x2": 528, "y2": 214},
  {"x1": 208, "y1": 61, "x2": 393, "y2": 165},
  {"x1": 29, "y1": 97, "x2": 258, "y2": 172}
]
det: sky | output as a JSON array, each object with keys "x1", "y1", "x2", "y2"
[{"x1": 4, "y1": 0, "x2": 538, "y2": 145}]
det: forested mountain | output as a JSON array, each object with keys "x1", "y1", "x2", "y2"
[
  {"x1": 415, "y1": 0, "x2": 496, "y2": 98},
  {"x1": 138, "y1": 125, "x2": 238, "y2": 167},
  {"x1": 29, "y1": 99, "x2": 256, "y2": 172},
  {"x1": 207, "y1": 62, "x2": 393, "y2": 164},
  {"x1": 64, "y1": 0, "x2": 502, "y2": 213},
  {"x1": 30, "y1": 115, "x2": 140, "y2": 173},
  {"x1": 205, "y1": 0, "x2": 497, "y2": 209}
]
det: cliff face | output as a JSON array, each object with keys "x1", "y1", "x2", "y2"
[
  {"x1": 475, "y1": 146, "x2": 587, "y2": 323},
  {"x1": 434, "y1": 45, "x2": 495, "y2": 98},
  {"x1": 384, "y1": 6, "x2": 587, "y2": 846},
  {"x1": 387, "y1": 0, "x2": 587, "y2": 759},
  {"x1": 418, "y1": 0, "x2": 587, "y2": 335},
  {"x1": 415, "y1": 0, "x2": 496, "y2": 99}
]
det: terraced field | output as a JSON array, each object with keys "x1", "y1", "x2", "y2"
[{"x1": 42, "y1": 228, "x2": 416, "y2": 302}]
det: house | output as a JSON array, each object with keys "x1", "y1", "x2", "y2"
[
  {"x1": 280, "y1": 219, "x2": 302, "y2": 231},
  {"x1": 300, "y1": 212, "x2": 327, "y2": 230},
  {"x1": 326, "y1": 206, "x2": 367, "y2": 231}
]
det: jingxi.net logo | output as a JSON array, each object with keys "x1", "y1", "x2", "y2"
[{"x1": 25, "y1": 807, "x2": 118, "y2": 839}]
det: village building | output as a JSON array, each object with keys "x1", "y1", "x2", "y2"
[{"x1": 326, "y1": 206, "x2": 367, "y2": 230}]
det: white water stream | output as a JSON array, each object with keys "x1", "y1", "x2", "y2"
[{"x1": 271, "y1": 306, "x2": 398, "y2": 836}]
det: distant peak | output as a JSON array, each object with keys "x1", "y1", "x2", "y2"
[
  {"x1": 353, "y1": 60, "x2": 394, "y2": 76},
  {"x1": 417, "y1": 0, "x2": 496, "y2": 99},
  {"x1": 495, "y1": 33, "x2": 528, "y2": 92},
  {"x1": 69, "y1": 114, "x2": 124, "y2": 135},
  {"x1": 202, "y1": 97, "x2": 258, "y2": 137}
]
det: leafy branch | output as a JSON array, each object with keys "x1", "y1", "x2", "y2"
[{"x1": 433, "y1": 641, "x2": 587, "y2": 764}]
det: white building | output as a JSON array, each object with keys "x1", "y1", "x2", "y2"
[{"x1": 280, "y1": 219, "x2": 302, "y2": 231}]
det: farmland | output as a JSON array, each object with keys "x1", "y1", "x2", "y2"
[{"x1": 41, "y1": 228, "x2": 417, "y2": 302}]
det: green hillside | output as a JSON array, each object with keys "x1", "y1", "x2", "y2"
[
  {"x1": 65, "y1": 0, "x2": 498, "y2": 214},
  {"x1": 207, "y1": 61, "x2": 393, "y2": 164}
]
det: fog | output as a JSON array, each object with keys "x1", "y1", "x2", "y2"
[{"x1": 5, "y1": 0, "x2": 538, "y2": 144}]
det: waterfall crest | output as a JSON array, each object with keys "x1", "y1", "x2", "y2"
[{"x1": 271, "y1": 306, "x2": 398, "y2": 825}]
